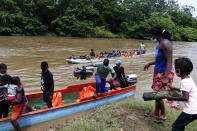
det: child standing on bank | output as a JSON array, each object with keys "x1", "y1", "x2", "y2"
[{"x1": 165, "y1": 57, "x2": 197, "y2": 131}]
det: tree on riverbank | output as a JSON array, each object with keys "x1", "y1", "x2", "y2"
[{"x1": 0, "y1": 0, "x2": 197, "y2": 41}]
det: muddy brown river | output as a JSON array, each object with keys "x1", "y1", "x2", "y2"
[{"x1": 0, "y1": 36, "x2": 196, "y2": 99}]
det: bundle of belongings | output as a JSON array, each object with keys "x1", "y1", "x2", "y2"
[
  {"x1": 143, "y1": 90, "x2": 181, "y2": 110},
  {"x1": 109, "y1": 80, "x2": 121, "y2": 90},
  {"x1": 143, "y1": 90, "x2": 180, "y2": 101},
  {"x1": 74, "y1": 66, "x2": 94, "y2": 80}
]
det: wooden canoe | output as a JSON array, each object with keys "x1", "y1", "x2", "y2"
[{"x1": 0, "y1": 82, "x2": 136, "y2": 131}]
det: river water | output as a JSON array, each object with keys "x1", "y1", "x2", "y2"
[{"x1": 0, "y1": 36, "x2": 196, "y2": 99}]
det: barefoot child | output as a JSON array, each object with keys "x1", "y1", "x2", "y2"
[{"x1": 165, "y1": 57, "x2": 197, "y2": 131}]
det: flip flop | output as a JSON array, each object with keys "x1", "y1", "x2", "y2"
[
  {"x1": 159, "y1": 115, "x2": 167, "y2": 121},
  {"x1": 154, "y1": 117, "x2": 163, "y2": 124},
  {"x1": 144, "y1": 112, "x2": 156, "y2": 117}
]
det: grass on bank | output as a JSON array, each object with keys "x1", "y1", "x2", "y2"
[{"x1": 53, "y1": 97, "x2": 197, "y2": 131}]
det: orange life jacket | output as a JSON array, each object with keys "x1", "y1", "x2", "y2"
[
  {"x1": 80, "y1": 86, "x2": 95, "y2": 99},
  {"x1": 52, "y1": 92, "x2": 62, "y2": 107}
]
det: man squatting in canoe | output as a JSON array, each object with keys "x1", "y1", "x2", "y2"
[
  {"x1": 93, "y1": 59, "x2": 117, "y2": 97},
  {"x1": 113, "y1": 60, "x2": 127, "y2": 88},
  {"x1": 41, "y1": 61, "x2": 54, "y2": 108}
]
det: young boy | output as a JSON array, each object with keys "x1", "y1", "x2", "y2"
[{"x1": 165, "y1": 58, "x2": 197, "y2": 131}]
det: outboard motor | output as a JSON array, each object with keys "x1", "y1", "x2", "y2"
[
  {"x1": 74, "y1": 66, "x2": 94, "y2": 80},
  {"x1": 126, "y1": 74, "x2": 137, "y2": 85}
]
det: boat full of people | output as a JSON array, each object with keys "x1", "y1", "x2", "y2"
[{"x1": 66, "y1": 48, "x2": 146, "y2": 64}]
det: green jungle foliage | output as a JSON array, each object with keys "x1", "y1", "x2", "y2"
[{"x1": 0, "y1": 0, "x2": 197, "y2": 41}]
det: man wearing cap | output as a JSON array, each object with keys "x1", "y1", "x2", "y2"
[
  {"x1": 113, "y1": 60, "x2": 127, "y2": 88},
  {"x1": 41, "y1": 61, "x2": 54, "y2": 108},
  {"x1": 93, "y1": 59, "x2": 117, "y2": 97}
]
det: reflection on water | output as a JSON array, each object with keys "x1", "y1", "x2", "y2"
[{"x1": 0, "y1": 36, "x2": 196, "y2": 99}]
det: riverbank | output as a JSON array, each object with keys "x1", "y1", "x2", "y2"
[{"x1": 45, "y1": 97, "x2": 197, "y2": 131}]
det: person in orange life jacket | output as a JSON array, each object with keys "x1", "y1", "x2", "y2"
[
  {"x1": 113, "y1": 60, "x2": 126, "y2": 88},
  {"x1": 165, "y1": 58, "x2": 197, "y2": 131},
  {"x1": 0, "y1": 63, "x2": 9, "y2": 118},
  {"x1": 93, "y1": 59, "x2": 117, "y2": 97},
  {"x1": 41, "y1": 61, "x2": 54, "y2": 108},
  {"x1": 5, "y1": 76, "x2": 28, "y2": 131},
  {"x1": 144, "y1": 25, "x2": 174, "y2": 123}
]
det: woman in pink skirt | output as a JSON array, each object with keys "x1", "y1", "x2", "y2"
[{"x1": 144, "y1": 25, "x2": 174, "y2": 124}]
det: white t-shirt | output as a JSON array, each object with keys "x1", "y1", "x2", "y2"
[
  {"x1": 7, "y1": 84, "x2": 17, "y2": 97},
  {"x1": 140, "y1": 44, "x2": 145, "y2": 50},
  {"x1": 180, "y1": 77, "x2": 197, "y2": 114}
]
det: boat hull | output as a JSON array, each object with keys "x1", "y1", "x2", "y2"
[
  {"x1": 66, "y1": 58, "x2": 103, "y2": 64},
  {"x1": 0, "y1": 84, "x2": 136, "y2": 131}
]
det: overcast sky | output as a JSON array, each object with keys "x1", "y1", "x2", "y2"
[{"x1": 177, "y1": 0, "x2": 197, "y2": 17}]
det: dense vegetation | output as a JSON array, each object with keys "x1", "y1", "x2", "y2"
[{"x1": 1, "y1": 0, "x2": 197, "y2": 41}]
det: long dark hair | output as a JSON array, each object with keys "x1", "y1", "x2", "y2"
[{"x1": 150, "y1": 25, "x2": 171, "y2": 40}]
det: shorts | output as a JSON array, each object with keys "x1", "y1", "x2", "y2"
[
  {"x1": 11, "y1": 101, "x2": 28, "y2": 120},
  {"x1": 152, "y1": 70, "x2": 174, "y2": 91}
]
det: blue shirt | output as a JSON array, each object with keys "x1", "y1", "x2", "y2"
[{"x1": 154, "y1": 39, "x2": 172, "y2": 72}]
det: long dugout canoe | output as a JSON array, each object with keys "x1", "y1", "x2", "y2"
[{"x1": 0, "y1": 82, "x2": 136, "y2": 131}]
